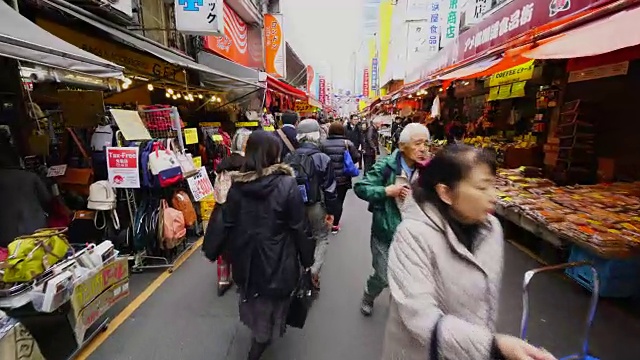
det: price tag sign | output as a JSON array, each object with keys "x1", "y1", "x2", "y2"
[
  {"x1": 47, "y1": 164, "x2": 68, "y2": 177},
  {"x1": 184, "y1": 128, "x2": 198, "y2": 145},
  {"x1": 192, "y1": 156, "x2": 202, "y2": 168},
  {"x1": 211, "y1": 134, "x2": 223, "y2": 142},
  {"x1": 263, "y1": 125, "x2": 275, "y2": 132},
  {"x1": 187, "y1": 167, "x2": 214, "y2": 202}
]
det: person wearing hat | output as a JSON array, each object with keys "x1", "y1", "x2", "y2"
[
  {"x1": 275, "y1": 110, "x2": 300, "y2": 160},
  {"x1": 285, "y1": 118, "x2": 339, "y2": 291}
]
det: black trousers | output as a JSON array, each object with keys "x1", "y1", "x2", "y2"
[
  {"x1": 363, "y1": 154, "x2": 376, "y2": 175},
  {"x1": 334, "y1": 184, "x2": 350, "y2": 226}
]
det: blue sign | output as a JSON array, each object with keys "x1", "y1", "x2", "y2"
[
  {"x1": 371, "y1": 58, "x2": 379, "y2": 93},
  {"x1": 178, "y1": 0, "x2": 203, "y2": 11}
]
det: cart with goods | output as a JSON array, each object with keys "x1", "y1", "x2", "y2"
[{"x1": 519, "y1": 262, "x2": 600, "y2": 360}]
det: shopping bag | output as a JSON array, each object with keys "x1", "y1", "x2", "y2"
[
  {"x1": 343, "y1": 141, "x2": 359, "y2": 177},
  {"x1": 286, "y1": 271, "x2": 313, "y2": 329}
]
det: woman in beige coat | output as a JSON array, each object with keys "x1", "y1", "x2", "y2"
[{"x1": 382, "y1": 144, "x2": 556, "y2": 360}]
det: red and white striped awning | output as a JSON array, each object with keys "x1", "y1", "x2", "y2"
[{"x1": 266, "y1": 75, "x2": 307, "y2": 100}]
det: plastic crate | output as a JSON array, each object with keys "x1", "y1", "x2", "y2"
[{"x1": 565, "y1": 245, "x2": 640, "y2": 298}]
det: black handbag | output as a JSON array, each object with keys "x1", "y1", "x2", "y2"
[{"x1": 286, "y1": 271, "x2": 313, "y2": 329}]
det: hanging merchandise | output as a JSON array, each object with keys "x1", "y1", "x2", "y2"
[
  {"x1": 159, "y1": 199, "x2": 186, "y2": 250},
  {"x1": 167, "y1": 138, "x2": 197, "y2": 178},
  {"x1": 87, "y1": 180, "x2": 121, "y2": 232},
  {"x1": 172, "y1": 191, "x2": 197, "y2": 227}
]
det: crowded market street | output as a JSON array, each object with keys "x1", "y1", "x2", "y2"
[{"x1": 76, "y1": 189, "x2": 640, "y2": 360}]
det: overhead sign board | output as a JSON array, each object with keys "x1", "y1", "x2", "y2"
[{"x1": 175, "y1": 0, "x2": 224, "y2": 36}]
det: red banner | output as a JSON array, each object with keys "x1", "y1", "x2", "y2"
[
  {"x1": 204, "y1": 3, "x2": 262, "y2": 69},
  {"x1": 319, "y1": 76, "x2": 326, "y2": 105},
  {"x1": 306, "y1": 65, "x2": 314, "y2": 94},
  {"x1": 416, "y1": 0, "x2": 616, "y2": 79},
  {"x1": 363, "y1": 68, "x2": 370, "y2": 98}
]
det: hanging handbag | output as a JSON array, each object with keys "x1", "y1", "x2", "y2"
[
  {"x1": 343, "y1": 140, "x2": 359, "y2": 177},
  {"x1": 148, "y1": 141, "x2": 180, "y2": 175},
  {"x1": 167, "y1": 139, "x2": 197, "y2": 178},
  {"x1": 57, "y1": 128, "x2": 94, "y2": 196},
  {"x1": 286, "y1": 270, "x2": 314, "y2": 329}
]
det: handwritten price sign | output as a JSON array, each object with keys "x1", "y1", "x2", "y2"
[{"x1": 187, "y1": 167, "x2": 214, "y2": 202}]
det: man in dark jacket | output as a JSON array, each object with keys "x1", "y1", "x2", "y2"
[
  {"x1": 346, "y1": 115, "x2": 363, "y2": 168},
  {"x1": 320, "y1": 122, "x2": 361, "y2": 234},
  {"x1": 362, "y1": 118, "x2": 380, "y2": 174},
  {"x1": 289, "y1": 119, "x2": 339, "y2": 291},
  {"x1": 276, "y1": 110, "x2": 300, "y2": 159}
]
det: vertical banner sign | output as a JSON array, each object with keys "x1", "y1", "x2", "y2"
[
  {"x1": 363, "y1": 68, "x2": 370, "y2": 98},
  {"x1": 264, "y1": 14, "x2": 286, "y2": 78},
  {"x1": 326, "y1": 83, "x2": 332, "y2": 107},
  {"x1": 441, "y1": 0, "x2": 460, "y2": 46},
  {"x1": 428, "y1": 1, "x2": 442, "y2": 55},
  {"x1": 106, "y1": 147, "x2": 140, "y2": 188},
  {"x1": 371, "y1": 58, "x2": 379, "y2": 95},
  {"x1": 187, "y1": 167, "x2": 214, "y2": 201},
  {"x1": 306, "y1": 65, "x2": 314, "y2": 94},
  {"x1": 319, "y1": 76, "x2": 326, "y2": 105},
  {"x1": 175, "y1": 0, "x2": 224, "y2": 35}
]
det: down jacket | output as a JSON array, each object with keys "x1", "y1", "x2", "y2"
[
  {"x1": 382, "y1": 198, "x2": 504, "y2": 360},
  {"x1": 204, "y1": 163, "x2": 315, "y2": 299},
  {"x1": 320, "y1": 135, "x2": 361, "y2": 186}
]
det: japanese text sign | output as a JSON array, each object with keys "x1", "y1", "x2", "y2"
[
  {"x1": 106, "y1": 147, "x2": 140, "y2": 188},
  {"x1": 488, "y1": 59, "x2": 535, "y2": 87},
  {"x1": 467, "y1": 0, "x2": 489, "y2": 26},
  {"x1": 187, "y1": 167, "x2": 215, "y2": 202},
  {"x1": 428, "y1": 0, "x2": 442, "y2": 54},
  {"x1": 184, "y1": 128, "x2": 199, "y2": 145},
  {"x1": 264, "y1": 13, "x2": 286, "y2": 78},
  {"x1": 362, "y1": 69, "x2": 369, "y2": 98},
  {"x1": 371, "y1": 58, "x2": 379, "y2": 93},
  {"x1": 175, "y1": 0, "x2": 224, "y2": 36},
  {"x1": 441, "y1": 0, "x2": 460, "y2": 46},
  {"x1": 294, "y1": 103, "x2": 316, "y2": 113},
  {"x1": 319, "y1": 76, "x2": 326, "y2": 104}
]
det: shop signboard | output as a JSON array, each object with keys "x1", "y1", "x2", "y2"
[
  {"x1": 488, "y1": 59, "x2": 535, "y2": 87},
  {"x1": 568, "y1": 61, "x2": 629, "y2": 83},
  {"x1": 319, "y1": 76, "x2": 326, "y2": 104},
  {"x1": 187, "y1": 167, "x2": 215, "y2": 201},
  {"x1": 363, "y1": 69, "x2": 370, "y2": 98},
  {"x1": 466, "y1": 0, "x2": 489, "y2": 26},
  {"x1": 441, "y1": 0, "x2": 461, "y2": 47},
  {"x1": 417, "y1": 0, "x2": 616, "y2": 80},
  {"x1": 294, "y1": 103, "x2": 316, "y2": 113},
  {"x1": 264, "y1": 13, "x2": 287, "y2": 78},
  {"x1": 175, "y1": 0, "x2": 224, "y2": 36},
  {"x1": 183, "y1": 128, "x2": 199, "y2": 145},
  {"x1": 371, "y1": 58, "x2": 379, "y2": 94},
  {"x1": 106, "y1": 147, "x2": 140, "y2": 188},
  {"x1": 204, "y1": 4, "x2": 263, "y2": 69},
  {"x1": 35, "y1": 18, "x2": 186, "y2": 83},
  {"x1": 70, "y1": 258, "x2": 129, "y2": 343}
]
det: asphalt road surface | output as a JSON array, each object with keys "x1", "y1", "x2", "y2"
[{"x1": 87, "y1": 190, "x2": 640, "y2": 360}]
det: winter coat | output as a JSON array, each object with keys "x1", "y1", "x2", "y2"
[
  {"x1": 346, "y1": 122, "x2": 363, "y2": 149},
  {"x1": 277, "y1": 125, "x2": 299, "y2": 159},
  {"x1": 203, "y1": 163, "x2": 314, "y2": 299},
  {"x1": 320, "y1": 135, "x2": 361, "y2": 187},
  {"x1": 382, "y1": 199, "x2": 504, "y2": 360},
  {"x1": 353, "y1": 150, "x2": 405, "y2": 245},
  {"x1": 363, "y1": 125, "x2": 379, "y2": 156}
]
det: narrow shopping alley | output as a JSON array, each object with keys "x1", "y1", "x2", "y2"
[{"x1": 84, "y1": 190, "x2": 640, "y2": 360}]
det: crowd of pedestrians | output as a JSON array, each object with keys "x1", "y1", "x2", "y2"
[{"x1": 203, "y1": 111, "x2": 557, "y2": 360}]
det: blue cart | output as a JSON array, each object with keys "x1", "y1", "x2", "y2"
[{"x1": 519, "y1": 261, "x2": 600, "y2": 360}]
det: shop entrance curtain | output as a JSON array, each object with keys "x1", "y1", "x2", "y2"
[
  {"x1": 0, "y1": 0, "x2": 122, "y2": 78},
  {"x1": 524, "y1": 4, "x2": 640, "y2": 60}
]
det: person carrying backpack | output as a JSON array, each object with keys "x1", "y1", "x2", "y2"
[{"x1": 285, "y1": 119, "x2": 339, "y2": 292}]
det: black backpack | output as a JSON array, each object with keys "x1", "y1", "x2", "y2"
[{"x1": 284, "y1": 150, "x2": 321, "y2": 205}]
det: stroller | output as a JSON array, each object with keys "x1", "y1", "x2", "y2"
[{"x1": 519, "y1": 261, "x2": 600, "y2": 360}]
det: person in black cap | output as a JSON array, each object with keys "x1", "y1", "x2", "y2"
[{"x1": 275, "y1": 110, "x2": 300, "y2": 160}]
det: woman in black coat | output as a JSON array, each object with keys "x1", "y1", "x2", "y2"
[
  {"x1": 320, "y1": 122, "x2": 361, "y2": 233},
  {"x1": 204, "y1": 130, "x2": 314, "y2": 360}
]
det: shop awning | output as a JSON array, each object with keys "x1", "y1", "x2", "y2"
[
  {"x1": 41, "y1": 0, "x2": 262, "y2": 89},
  {"x1": 0, "y1": 1, "x2": 122, "y2": 78},
  {"x1": 437, "y1": 56, "x2": 502, "y2": 80},
  {"x1": 267, "y1": 75, "x2": 306, "y2": 100},
  {"x1": 524, "y1": 5, "x2": 640, "y2": 60},
  {"x1": 196, "y1": 51, "x2": 263, "y2": 92}
]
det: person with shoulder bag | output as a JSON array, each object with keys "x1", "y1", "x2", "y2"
[
  {"x1": 382, "y1": 144, "x2": 556, "y2": 360},
  {"x1": 320, "y1": 122, "x2": 361, "y2": 234},
  {"x1": 205, "y1": 131, "x2": 313, "y2": 360}
]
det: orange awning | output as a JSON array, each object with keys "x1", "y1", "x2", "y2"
[
  {"x1": 438, "y1": 56, "x2": 502, "y2": 80},
  {"x1": 524, "y1": 4, "x2": 640, "y2": 60}
]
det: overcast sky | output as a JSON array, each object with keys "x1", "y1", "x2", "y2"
[{"x1": 281, "y1": 0, "x2": 365, "y2": 91}]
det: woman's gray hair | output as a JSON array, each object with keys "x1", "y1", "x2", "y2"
[
  {"x1": 297, "y1": 131, "x2": 321, "y2": 143},
  {"x1": 399, "y1": 123, "x2": 430, "y2": 145}
]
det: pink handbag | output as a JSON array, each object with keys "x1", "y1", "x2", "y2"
[{"x1": 161, "y1": 200, "x2": 186, "y2": 249}]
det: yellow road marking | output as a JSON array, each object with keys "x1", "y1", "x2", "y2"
[{"x1": 75, "y1": 238, "x2": 203, "y2": 360}]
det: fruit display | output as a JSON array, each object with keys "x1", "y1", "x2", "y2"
[{"x1": 496, "y1": 168, "x2": 640, "y2": 257}]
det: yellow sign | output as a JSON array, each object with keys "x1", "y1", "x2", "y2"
[
  {"x1": 511, "y1": 81, "x2": 526, "y2": 98},
  {"x1": 184, "y1": 128, "x2": 198, "y2": 144},
  {"x1": 200, "y1": 122, "x2": 221, "y2": 127},
  {"x1": 235, "y1": 121, "x2": 259, "y2": 127},
  {"x1": 488, "y1": 86, "x2": 500, "y2": 101},
  {"x1": 263, "y1": 125, "x2": 275, "y2": 131},
  {"x1": 192, "y1": 156, "x2": 202, "y2": 168},
  {"x1": 294, "y1": 103, "x2": 315, "y2": 113},
  {"x1": 36, "y1": 18, "x2": 186, "y2": 83},
  {"x1": 488, "y1": 60, "x2": 535, "y2": 87},
  {"x1": 496, "y1": 84, "x2": 512, "y2": 100},
  {"x1": 211, "y1": 134, "x2": 223, "y2": 141}
]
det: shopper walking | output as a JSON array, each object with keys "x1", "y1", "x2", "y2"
[
  {"x1": 285, "y1": 118, "x2": 339, "y2": 291},
  {"x1": 276, "y1": 110, "x2": 300, "y2": 159},
  {"x1": 362, "y1": 118, "x2": 380, "y2": 174},
  {"x1": 320, "y1": 122, "x2": 361, "y2": 234},
  {"x1": 382, "y1": 144, "x2": 556, "y2": 360},
  {"x1": 203, "y1": 152, "x2": 245, "y2": 296},
  {"x1": 205, "y1": 131, "x2": 314, "y2": 360},
  {"x1": 354, "y1": 123, "x2": 430, "y2": 316},
  {"x1": 346, "y1": 115, "x2": 363, "y2": 168}
]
